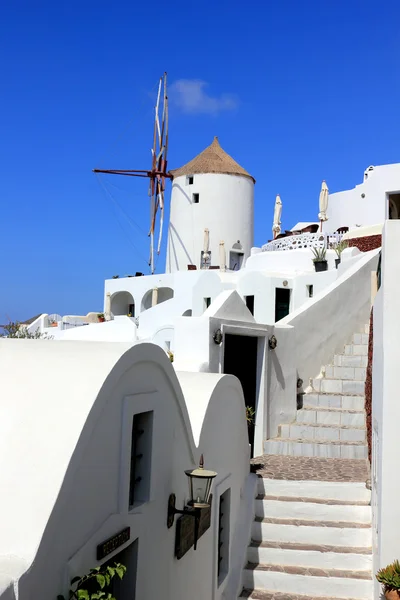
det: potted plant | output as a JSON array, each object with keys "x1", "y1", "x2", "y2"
[
  {"x1": 333, "y1": 240, "x2": 348, "y2": 268},
  {"x1": 376, "y1": 560, "x2": 400, "y2": 599},
  {"x1": 312, "y1": 247, "x2": 328, "y2": 272},
  {"x1": 98, "y1": 313, "x2": 105, "y2": 323}
]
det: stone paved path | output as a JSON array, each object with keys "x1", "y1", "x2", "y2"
[
  {"x1": 241, "y1": 591, "x2": 362, "y2": 600},
  {"x1": 250, "y1": 454, "x2": 369, "y2": 482}
]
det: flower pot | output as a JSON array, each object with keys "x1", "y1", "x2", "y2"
[
  {"x1": 98, "y1": 317, "x2": 105, "y2": 323},
  {"x1": 335, "y1": 258, "x2": 341, "y2": 269},
  {"x1": 314, "y1": 260, "x2": 328, "y2": 272},
  {"x1": 385, "y1": 590, "x2": 400, "y2": 599}
]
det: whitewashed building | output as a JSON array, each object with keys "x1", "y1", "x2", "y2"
[{"x1": 11, "y1": 145, "x2": 400, "y2": 600}]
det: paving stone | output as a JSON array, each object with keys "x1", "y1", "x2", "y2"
[
  {"x1": 241, "y1": 589, "x2": 364, "y2": 600},
  {"x1": 250, "y1": 455, "x2": 369, "y2": 482}
]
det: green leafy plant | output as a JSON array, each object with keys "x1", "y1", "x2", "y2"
[
  {"x1": 57, "y1": 562, "x2": 126, "y2": 600},
  {"x1": 246, "y1": 406, "x2": 255, "y2": 424},
  {"x1": 331, "y1": 240, "x2": 348, "y2": 257},
  {"x1": 112, "y1": 275, "x2": 119, "y2": 279},
  {"x1": 311, "y1": 247, "x2": 327, "y2": 262},
  {"x1": 376, "y1": 560, "x2": 400, "y2": 592},
  {"x1": 1, "y1": 321, "x2": 50, "y2": 339}
]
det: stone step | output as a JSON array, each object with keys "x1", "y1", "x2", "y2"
[
  {"x1": 324, "y1": 366, "x2": 366, "y2": 381},
  {"x1": 242, "y1": 564, "x2": 373, "y2": 599},
  {"x1": 263, "y1": 439, "x2": 368, "y2": 459},
  {"x1": 333, "y1": 354, "x2": 368, "y2": 368},
  {"x1": 296, "y1": 408, "x2": 365, "y2": 427},
  {"x1": 255, "y1": 497, "x2": 371, "y2": 523},
  {"x1": 247, "y1": 540, "x2": 372, "y2": 572},
  {"x1": 303, "y1": 394, "x2": 365, "y2": 411},
  {"x1": 279, "y1": 423, "x2": 366, "y2": 443},
  {"x1": 344, "y1": 344, "x2": 368, "y2": 356},
  {"x1": 240, "y1": 589, "x2": 365, "y2": 600},
  {"x1": 352, "y1": 333, "x2": 369, "y2": 346},
  {"x1": 257, "y1": 479, "x2": 371, "y2": 504},
  {"x1": 312, "y1": 378, "x2": 365, "y2": 395},
  {"x1": 251, "y1": 519, "x2": 372, "y2": 547}
]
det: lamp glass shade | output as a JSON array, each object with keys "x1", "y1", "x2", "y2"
[{"x1": 185, "y1": 466, "x2": 217, "y2": 508}]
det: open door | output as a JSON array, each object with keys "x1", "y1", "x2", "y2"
[{"x1": 223, "y1": 334, "x2": 258, "y2": 456}]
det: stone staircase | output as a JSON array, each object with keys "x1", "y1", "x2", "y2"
[
  {"x1": 264, "y1": 328, "x2": 369, "y2": 460},
  {"x1": 240, "y1": 325, "x2": 372, "y2": 600}
]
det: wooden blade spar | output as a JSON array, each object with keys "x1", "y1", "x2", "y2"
[{"x1": 92, "y1": 72, "x2": 171, "y2": 274}]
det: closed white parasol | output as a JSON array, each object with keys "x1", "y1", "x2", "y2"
[
  {"x1": 318, "y1": 181, "x2": 329, "y2": 232},
  {"x1": 272, "y1": 194, "x2": 282, "y2": 239},
  {"x1": 219, "y1": 241, "x2": 226, "y2": 271}
]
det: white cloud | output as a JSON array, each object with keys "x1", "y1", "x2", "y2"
[{"x1": 169, "y1": 79, "x2": 238, "y2": 115}]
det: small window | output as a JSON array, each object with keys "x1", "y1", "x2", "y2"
[
  {"x1": 307, "y1": 285, "x2": 313, "y2": 298},
  {"x1": 129, "y1": 411, "x2": 153, "y2": 508},
  {"x1": 187, "y1": 175, "x2": 194, "y2": 185},
  {"x1": 193, "y1": 193, "x2": 200, "y2": 204},
  {"x1": 204, "y1": 297, "x2": 211, "y2": 310},
  {"x1": 218, "y1": 488, "x2": 231, "y2": 585},
  {"x1": 245, "y1": 295, "x2": 255, "y2": 315}
]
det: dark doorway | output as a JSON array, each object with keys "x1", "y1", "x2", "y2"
[
  {"x1": 275, "y1": 288, "x2": 291, "y2": 321},
  {"x1": 102, "y1": 539, "x2": 138, "y2": 600},
  {"x1": 223, "y1": 334, "x2": 258, "y2": 456},
  {"x1": 245, "y1": 295, "x2": 255, "y2": 315},
  {"x1": 388, "y1": 193, "x2": 400, "y2": 220}
]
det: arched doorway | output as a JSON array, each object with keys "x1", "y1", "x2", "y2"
[
  {"x1": 141, "y1": 287, "x2": 174, "y2": 311},
  {"x1": 111, "y1": 292, "x2": 135, "y2": 317}
]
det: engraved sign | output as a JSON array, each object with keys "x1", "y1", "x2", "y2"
[
  {"x1": 97, "y1": 527, "x2": 130, "y2": 560},
  {"x1": 175, "y1": 495, "x2": 212, "y2": 560}
]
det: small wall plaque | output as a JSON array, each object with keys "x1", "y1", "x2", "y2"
[{"x1": 97, "y1": 527, "x2": 130, "y2": 560}]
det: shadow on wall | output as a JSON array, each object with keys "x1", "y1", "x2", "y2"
[
  {"x1": 111, "y1": 292, "x2": 135, "y2": 316},
  {"x1": 141, "y1": 287, "x2": 174, "y2": 311}
]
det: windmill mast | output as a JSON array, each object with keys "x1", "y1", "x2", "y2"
[{"x1": 93, "y1": 72, "x2": 171, "y2": 273}]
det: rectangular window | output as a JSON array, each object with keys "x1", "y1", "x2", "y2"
[
  {"x1": 218, "y1": 488, "x2": 231, "y2": 584},
  {"x1": 204, "y1": 297, "x2": 211, "y2": 310},
  {"x1": 129, "y1": 411, "x2": 153, "y2": 508},
  {"x1": 245, "y1": 295, "x2": 255, "y2": 315},
  {"x1": 187, "y1": 175, "x2": 194, "y2": 185},
  {"x1": 192, "y1": 193, "x2": 200, "y2": 204},
  {"x1": 274, "y1": 288, "x2": 291, "y2": 322},
  {"x1": 307, "y1": 285, "x2": 313, "y2": 298}
]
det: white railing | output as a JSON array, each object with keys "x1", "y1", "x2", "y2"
[{"x1": 262, "y1": 232, "x2": 343, "y2": 252}]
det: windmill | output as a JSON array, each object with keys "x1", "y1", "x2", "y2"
[{"x1": 93, "y1": 72, "x2": 171, "y2": 273}]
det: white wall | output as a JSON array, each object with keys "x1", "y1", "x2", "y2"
[
  {"x1": 279, "y1": 249, "x2": 379, "y2": 387},
  {"x1": 372, "y1": 221, "x2": 400, "y2": 597},
  {"x1": 327, "y1": 163, "x2": 400, "y2": 232},
  {"x1": 166, "y1": 173, "x2": 254, "y2": 273},
  {"x1": 0, "y1": 340, "x2": 253, "y2": 600}
]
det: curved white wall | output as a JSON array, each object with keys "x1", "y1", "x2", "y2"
[{"x1": 166, "y1": 173, "x2": 254, "y2": 273}]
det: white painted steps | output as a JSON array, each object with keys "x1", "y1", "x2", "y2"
[
  {"x1": 242, "y1": 323, "x2": 372, "y2": 599},
  {"x1": 263, "y1": 326, "x2": 369, "y2": 459},
  {"x1": 240, "y1": 478, "x2": 373, "y2": 600}
]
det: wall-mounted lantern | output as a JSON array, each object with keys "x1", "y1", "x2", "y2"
[
  {"x1": 268, "y1": 335, "x2": 277, "y2": 350},
  {"x1": 213, "y1": 329, "x2": 223, "y2": 345},
  {"x1": 167, "y1": 455, "x2": 217, "y2": 550}
]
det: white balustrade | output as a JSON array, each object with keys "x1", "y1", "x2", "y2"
[{"x1": 262, "y1": 232, "x2": 343, "y2": 252}]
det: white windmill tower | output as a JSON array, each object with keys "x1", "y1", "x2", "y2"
[{"x1": 166, "y1": 137, "x2": 255, "y2": 273}]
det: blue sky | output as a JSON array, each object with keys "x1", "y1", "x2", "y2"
[{"x1": 1, "y1": 0, "x2": 399, "y2": 321}]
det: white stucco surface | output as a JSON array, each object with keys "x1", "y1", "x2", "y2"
[
  {"x1": 0, "y1": 339, "x2": 252, "y2": 600},
  {"x1": 372, "y1": 221, "x2": 400, "y2": 598},
  {"x1": 166, "y1": 173, "x2": 254, "y2": 273},
  {"x1": 279, "y1": 249, "x2": 379, "y2": 387},
  {"x1": 327, "y1": 163, "x2": 400, "y2": 231}
]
